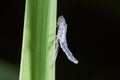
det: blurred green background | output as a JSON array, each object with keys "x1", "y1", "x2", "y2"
[
  {"x1": 0, "y1": 0, "x2": 120, "y2": 80},
  {"x1": 0, "y1": 60, "x2": 19, "y2": 80}
]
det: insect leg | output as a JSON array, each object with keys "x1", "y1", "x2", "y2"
[
  {"x1": 54, "y1": 39, "x2": 59, "y2": 62},
  {"x1": 51, "y1": 38, "x2": 59, "y2": 68}
]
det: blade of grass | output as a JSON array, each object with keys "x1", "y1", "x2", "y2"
[{"x1": 19, "y1": 0, "x2": 57, "y2": 80}]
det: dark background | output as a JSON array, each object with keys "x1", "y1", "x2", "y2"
[{"x1": 0, "y1": 0, "x2": 120, "y2": 80}]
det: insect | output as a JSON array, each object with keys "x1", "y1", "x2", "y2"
[{"x1": 52, "y1": 15, "x2": 78, "y2": 66}]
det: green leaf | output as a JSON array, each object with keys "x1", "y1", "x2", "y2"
[{"x1": 19, "y1": 0, "x2": 57, "y2": 80}]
